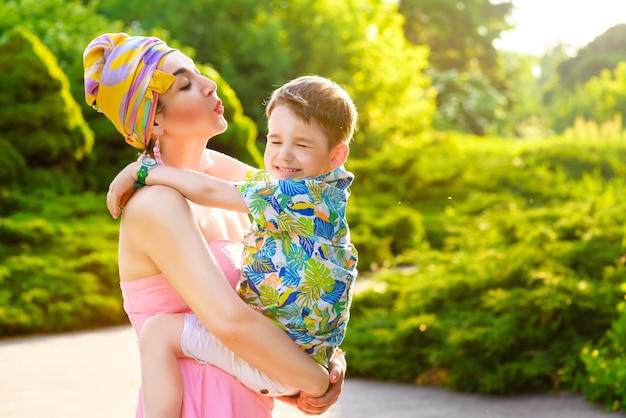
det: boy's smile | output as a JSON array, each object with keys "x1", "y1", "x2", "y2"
[{"x1": 264, "y1": 105, "x2": 336, "y2": 180}]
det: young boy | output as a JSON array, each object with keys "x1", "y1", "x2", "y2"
[{"x1": 108, "y1": 75, "x2": 358, "y2": 413}]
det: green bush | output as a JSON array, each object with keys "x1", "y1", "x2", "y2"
[
  {"x1": 342, "y1": 132, "x2": 626, "y2": 402},
  {"x1": 0, "y1": 28, "x2": 93, "y2": 193},
  {"x1": 564, "y1": 294, "x2": 626, "y2": 411},
  {"x1": 348, "y1": 202, "x2": 426, "y2": 270},
  {"x1": 0, "y1": 191, "x2": 125, "y2": 336}
]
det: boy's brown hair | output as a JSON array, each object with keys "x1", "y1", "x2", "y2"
[{"x1": 265, "y1": 75, "x2": 358, "y2": 148}]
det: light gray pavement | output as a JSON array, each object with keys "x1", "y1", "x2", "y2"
[{"x1": 0, "y1": 326, "x2": 624, "y2": 418}]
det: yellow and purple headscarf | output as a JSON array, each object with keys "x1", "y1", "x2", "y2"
[{"x1": 83, "y1": 33, "x2": 176, "y2": 149}]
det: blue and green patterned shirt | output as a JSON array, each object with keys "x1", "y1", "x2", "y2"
[{"x1": 235, "y1": 166, "x2": 358, "y2": 366}]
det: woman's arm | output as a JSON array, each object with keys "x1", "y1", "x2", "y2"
[
  {"x1": 278, "y1": 352, "x2": 347, "y2": 414},
  {"x1": 123, "y1": 186, "x2": 329, "y2": 396}
]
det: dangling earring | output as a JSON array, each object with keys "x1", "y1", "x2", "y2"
[{"x1": 153, "y1": 138, "x2": 163, "y2": 165}]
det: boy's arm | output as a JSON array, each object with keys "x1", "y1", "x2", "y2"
[
  {"x1": 106, "y1": 161, "x2": 249, "y2": 219},
  {"x1": 146, "y1": 164, "x2": 248, "y2": 213},
  {"x1": 107, "y1": 162, "x2": 142, "y2": 218},
  {"x1": 204, "y1": 150, "x2": 257, "y2": 181}
]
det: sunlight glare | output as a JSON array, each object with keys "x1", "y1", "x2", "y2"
[{"x1": 495, "y1": 0, "x2": 625, "y2": 55}]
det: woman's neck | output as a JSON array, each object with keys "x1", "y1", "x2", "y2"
[{"x1": 158, "y1": 137, "x2": 210, "y2": 171}]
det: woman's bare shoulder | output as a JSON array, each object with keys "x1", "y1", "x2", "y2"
[{"x1": 122, "y1": 186, "x2": 189, "y2": 229}]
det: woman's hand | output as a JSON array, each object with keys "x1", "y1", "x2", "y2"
[
  {"x1": 106, "y1": 161, "x2": 141, "y2": 218},
  {"x1": 277, "y1": 350, "x2": 347, "y2": 415}
]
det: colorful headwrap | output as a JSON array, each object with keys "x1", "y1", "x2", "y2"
[{"x1": 83, "y1": 33, "x2": 176, "y2": 148}]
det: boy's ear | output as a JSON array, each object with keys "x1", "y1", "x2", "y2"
[{"x1": 330, "y1": 143, "x2": 349, "y2": 169}]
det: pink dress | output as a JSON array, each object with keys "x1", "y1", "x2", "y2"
[{"x1": 120, "y1": 240, "x2": 276, "y2": 418}]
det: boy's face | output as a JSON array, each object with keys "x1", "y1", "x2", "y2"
[{"x1": 264, "y1": 105, "x2": 340, "y2": 179}]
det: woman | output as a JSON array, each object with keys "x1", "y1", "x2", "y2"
[{"x1": 83, "y1": 33, "x2": 346, "y2": 417}]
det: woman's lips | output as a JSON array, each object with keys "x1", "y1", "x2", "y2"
[{"x1": 214, "y1": 100, "x2": 224, "y2": 115}]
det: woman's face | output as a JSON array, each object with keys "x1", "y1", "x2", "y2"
[{"x1": 155, "y1": 51, "x2": 227, "y2": 140}]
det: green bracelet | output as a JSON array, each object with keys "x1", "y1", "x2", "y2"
[{"x1": 134, "y1": 158, "x2": 157, "y2": 188}]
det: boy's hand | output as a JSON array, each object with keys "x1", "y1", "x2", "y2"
[{"x1": 106, "y1": 162, "x2": 141, "y2": 219}]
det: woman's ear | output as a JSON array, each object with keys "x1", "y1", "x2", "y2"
[
  {"x1": 152, "y1": 122, "x2": 164, "y2": 138},
  {"x1": 330, "y1": 143, "x2": 349, "y2": 169}
]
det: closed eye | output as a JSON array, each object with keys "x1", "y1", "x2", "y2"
[{"x1": 266, "y1": 135, "x2": 281, "y2": 145}]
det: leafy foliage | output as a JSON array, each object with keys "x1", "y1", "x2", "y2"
[
  {"x1": 2, "y1": 0, "x2": 626, "y2": 411},
  {"x1": 95, "y1": 0, "x2": 435, "y2": 157},
  {"x1": 343, "y1": 132, "x2": 626, "y2": 399},
  {"x1": 550, "y1": 63, "x2": 626, "y2": 133},
  {"x1": 557, "y1": 23, "x2": 626, "y2": 91},
  {"x1": 0, "y1": 28, "x2": 93, "y2": 193},
  {"x1": 0, "y1": 191, "x2": 125, "y2": 336},
  {"x1": 430, "y1": 69, "x2": 506, "y2": 135},
  {"x1": 568, "y1": 297, "x2": 626, "y2": 412},
  {"x1": 398, "y1": 0, "x2": 513, "y2": 81}
]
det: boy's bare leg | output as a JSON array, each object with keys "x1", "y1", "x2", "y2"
[{"x1": 139, "y1": 314, "x2": 186, "y2": 418}]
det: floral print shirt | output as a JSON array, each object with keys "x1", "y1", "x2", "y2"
[{"x1": 235, "y1": 166, "x2": 358, "y2": 366}]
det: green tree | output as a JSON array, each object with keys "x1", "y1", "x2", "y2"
[
  {"x1": 431, "y1": 69, "x2": 505, "y2": 135},
  {"x1": 398, "y1": 0, "x2": 513, "y2": 80},
  {"x1": 96, "y1": 0, "x2": 435, "y2": 157},
  {"x1": 497, "y1": 51, "x2": 552, "y2": 138},
  {"x1": 556, "y1": 24, "x2": 626, "y2": 92},
  {"x1": 0, "y1": 28, "x2": 93, "y2": 192},
  {"x1": 271, "y1": 0, "x2": 434, "y2": 156},
  {"x1": 0, "y1": 0, "x2": 130, "y2": 190},
  {"x1": 0, "y1": 0, "x2": 124, "y2": 108},
  {"x1": 398, "y1": 0, "x2": 513, "y2": 135},
  {"x1": 550, "y1": 62, "x2": 626, "y2": 133},
  {"x1": 0, "y1": 0, "x2": 261, "y2": 188}
]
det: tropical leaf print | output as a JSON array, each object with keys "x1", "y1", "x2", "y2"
[
  {"x1": 263, "y1": 195, "x2": 283, "y2": 213},
  {"x1": 277, "y1": 288, "x2": 300, "y2": 308},
  {"x1": 242, "y1": 268, "x2": 266, "y2": 289},
  {"x1": 250, "y1": 257, "x2": 276, "y2": 273},
  {"x1": 286, "y1": 242, "x2": 307, "y2": 270},
  {"x1": 277, "y1": 213, "x2": 313, "y2": 235},
  {"x1": 258, "y1": 284, "x2": 280, "y2": 307},
  {"x1": 298, "y1": 258, "x2": 334, "y2": 306},
  {"x1": 311, "y1": 350, "x2": 329, "y2": 366},
  {"x1": 246, "y1": 192, "x2": 271, "y2": 215},
  {"x1": 286, "y1": 328, "x2": 316, "y2": 345},
  {"x1": 257, "y1": 236, "x2": 277, "y2": 259},
  {"x1": 331, "y1": 299, "x2": 348, "y2": 317},
  {"x1": 278, "y1": 262, "x2": 302, "y2": 287},
  {"x1": 326, "y1": 329, "x2": 345, "y2": 345},
  {"x1": 321, "y1": 280, "x2": 346, "y2": 305},
  {"x1": 296, "y1": 217, "x2": 314, "y2": 235},
  {"x1": 322, "y1": 186, "x2": 345, "y2": 209},
  {"x1": 310, "y1": 305, "x2": 334, "y2": 336},
  {"x1": 279, "y1": 179, "x2": 309, "y2": 196},
  {"x1": 335, "y1": 177, "x2": 352, "y2": 190},
  {"x1": 245, "y1": 169, "x2": 271, "y2": 182},
  {"x1": 306, "y1": 180, "x2": 324, "y2": 204},
  {"x1": 314, "y1": 217, "x2": 335, "y2": 241},
  {"x1": 238, "y1": 166, "x2": 357, "y2": 366},
  {"x1": 277, "y1": 303, "x2": 303, "y2": 324},
  {"x1": 299, "y1": 236, "x2": 315, "y2": 257}
]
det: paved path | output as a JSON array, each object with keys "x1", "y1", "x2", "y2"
[{"x1": 1, "y1": 326, "x2": 624, "y2": 418}]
